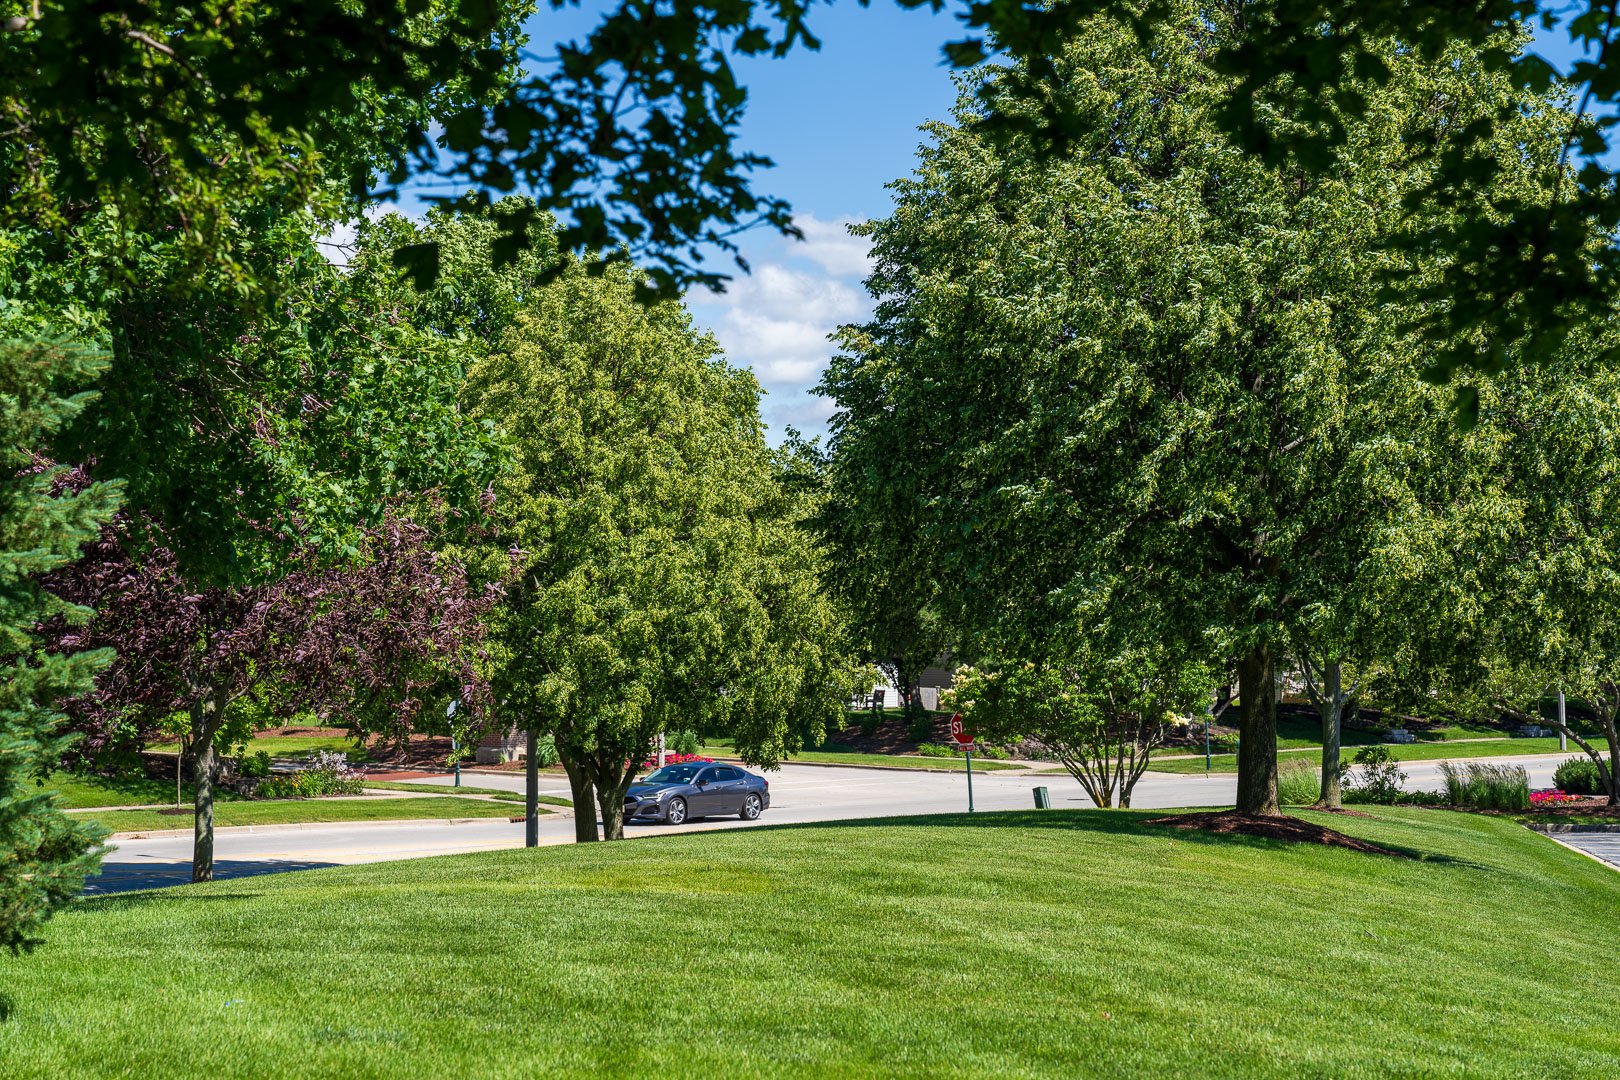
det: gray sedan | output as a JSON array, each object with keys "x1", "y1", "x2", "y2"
[{"x1": 623, "y1": 762, "x2": 771, "y2": 825}]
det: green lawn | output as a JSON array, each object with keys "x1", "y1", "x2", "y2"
[
  {"x1": 34, "y1": 770, "x2": 244, "y2": 810},
  {"x1": 148, "y1": 734, "x2": 366, "y2": 759},
  {"x1": 78, "y1": 796, "x2": 525, "y2": 834},
  {"x1": 1150, "y1": 736, "x2": 1605, "y2": 774},
  {"x1": 700, "y1": 742, "x2": 1027, "y2": 771},
  {"x1": 4, "y1": 809, "x2": 1617, "y2": 1077},
  {"x1": 361, "y1": 781, "x2": 571, "y2": 807},
  {"x1": 1269, "y1": 713, "x2": 1508, "y2": 750}
]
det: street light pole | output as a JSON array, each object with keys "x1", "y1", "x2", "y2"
[{"x1": 1559, "y1": 690, "x2": 1568, "y2": 753}]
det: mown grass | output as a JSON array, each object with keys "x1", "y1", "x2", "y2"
[
  {"x1": 1150, "y1": 736, "x2": 1606, "y2": 774},
  {"x1": 1269, "y1": 714, "x2": 1505, "y2": 750},
  {"x1": 148, "y1": 734, "x2": 366, "y2": 759},
  {"x1": 79, "y1": 796, "x2": 525, "y2": 834},
  {"x1": 3, "y1": 809, "x2": 1617, "y2": 1077},
  {"x1": 700, "y1": 742, "x2": 1027, "y2": 771},
  {"x1": 33, "y1": 770, "x2": 245, "y2": 810},
  {"x1": 360, "y1": 780, "x2": 571, "y2": 807}
]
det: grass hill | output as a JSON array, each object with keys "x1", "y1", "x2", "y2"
[{"x1": 1, "y1": 808, "x2": 1616, "y2": 1077}]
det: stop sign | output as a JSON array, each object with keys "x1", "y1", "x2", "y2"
[{"x1": 949, "y1": 713, "x2": 974, "y2": 746}]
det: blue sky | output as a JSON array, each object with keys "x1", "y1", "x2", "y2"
[
  {"x1": 509, "y1": 3, "x2": 968, "y2": 437},
  {"x1": 369, "y1": 7, "x2": 1608, "y2": 440}
]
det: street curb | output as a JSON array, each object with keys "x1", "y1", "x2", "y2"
[
  {"x1": 1525, "y1": 823, "x2": 1620, "y2": 834},
  {"x1": 107, "y1": 813, "x2": 565, "y2": 841},
  {"x1": 1539, "y1": 833, "x2": 1620, "y2": 874}
]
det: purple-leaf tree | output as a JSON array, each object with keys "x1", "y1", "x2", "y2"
[{"x1": 47, "y1": 506, "x2": 497, "y2": 882}]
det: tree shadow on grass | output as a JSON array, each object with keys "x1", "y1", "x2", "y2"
[
  {"x1": 747, "y1": 808, "x2": 1489, "y2": 868},
  {"x1": 84, "y1": 858, "x2": 342, "y2": 896}
]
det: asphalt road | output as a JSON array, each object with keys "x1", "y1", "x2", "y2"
[{"x1": 89, "y1": 751, "x2": 1587, "y2": 893}]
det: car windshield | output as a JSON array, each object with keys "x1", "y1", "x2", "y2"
[{"x1": 642, "y1": 765, "x2": 703, "y2": 784}]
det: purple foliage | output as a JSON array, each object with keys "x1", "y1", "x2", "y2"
[{"x1": 43, "y1": 504, "x2": 499, "y2": 756}]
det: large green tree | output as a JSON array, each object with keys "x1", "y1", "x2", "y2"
[
  {"x1": 464, "y1": 251, "x2": 857, "y2": 841},
  {"x1": 821, "y1": 8, "x2": 1576, "y2": 815},
  {"x1": 0, "y1": 341, "x2": 121, "y2": 951},
  {"x1": 1392, "y1": 348, "x2": 1620, "y2": 805},
  {"x1": 10, "y1": 0, "x2": 1618, "y2": 364}
]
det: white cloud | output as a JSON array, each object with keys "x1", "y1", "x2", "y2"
[
  {"x1": 692, "y1": 249, "x2": 871, "y2": 440},
  {"x1": 690, "y1": 231, "x2": 874, "y2": 440},
  {"x1": 793, "y1": 213, "x2": 874, "y2": 278}
]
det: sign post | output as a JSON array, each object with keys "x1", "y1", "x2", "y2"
[
  {"x1": 949, "y1": 713, "x2": 976, "y2": 813},
  {"x1": 446, "y1": 699, "x2": 461, "y2": 788}
]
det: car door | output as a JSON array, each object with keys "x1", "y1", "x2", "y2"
[
  {"x1": 710, "y1": 766, "x2": 745, "y2": 813},
  {"x1": 688, "y1": 767, "x2": 725, "y2": 816}
]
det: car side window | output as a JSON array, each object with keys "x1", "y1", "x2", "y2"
[
  {"x1": 695, "y1": 768, "x2": 718, "y2": 784},
  {"x1": 716, "y1": 767, "x2": 742, "y2": 781}
]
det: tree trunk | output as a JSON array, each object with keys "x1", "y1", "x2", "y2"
[
  {"x1": 1315, "y1": 661, "x2": 1344, "y2": 810},
  {"x1": 598, "y1": 784, "x2": 626, "y2": 841},
  {"x1": 191, "y1": 739, "x2": 217, "y2": 883},
  {"x1": 561, "y1": 756, "x2": 598, "y2": 842},
  {"x1": 189, "y1": 686, "x2": 224, "y2": 883},
  {"x1": 594, "y1": 750, "x2": 635, "y2": 841},
  {"x1": 1236, "y1": 645, "x2": 1280, "y2": 816}
]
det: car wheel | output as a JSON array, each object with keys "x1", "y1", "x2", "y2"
[
  {"x1": 739, "y1": 793, "x2": 763, "y2": 820},
  {"x1": 665, "y1": 797, "x2": 688, "y2": 825}
]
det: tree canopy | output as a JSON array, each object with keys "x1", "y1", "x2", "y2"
[
  {"x1": 461, "y1": 239, "x2": 857, "y2": 841},
  {"x1": 820, "y1": 6, "x2": 1586, "y2": 813}
]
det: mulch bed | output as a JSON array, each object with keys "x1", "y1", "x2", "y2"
[
  {"x1": 1145, "y1": 810, "x2": 1405, "y2": 856},
  {"x1": 1523, "y1": 798, "x2": 1618, "y2": 817}
]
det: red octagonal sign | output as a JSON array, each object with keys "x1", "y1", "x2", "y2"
[{"x1": 949, "y1": 713, "x2": 974, "y2": 746}]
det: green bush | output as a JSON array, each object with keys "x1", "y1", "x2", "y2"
[
  {"x1": 533, "y1": 733, "x2": 560, "y2": 768},
  {"x1": 1439, "y1": 762, "x2": 1530, "y2": 810},
  {"x1": 1277, "y1": 757, "x2": 1320, "y2": 805},
  {"x1": 256, "y1": 751, "x2": 365, "y2": 799},
  {"x1": 236, "y1": 751, "x2": 272, "y2": 778},
  {"x1": 915, "y1": 743, "x2": 954, "y2": 758},
  {"x1": 857, "y1": 712, "x2": 883, "y2": 737},
  {"x1": 1553, "y1": 756, "x2": 1605, "y2": 796},
  {"x1": 1343, "y1": 745, "x2": 1406, "y2": 805},
  {"x1": 1208, "y1": 733, "x2": 1240, "y2": 753},
  {"x1": 670, "y1": 730, "x2": 699, "y2": 757},
  {"x1": 257, "y1": 771, "x2": 366, "y2": 799},
  {"x1": 906, "y1": 712, "x2": 935, "y2": 742}
]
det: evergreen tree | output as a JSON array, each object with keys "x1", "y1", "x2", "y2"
[{"x1": 0, "y1": 340, "x2": 121, "y2": 952}]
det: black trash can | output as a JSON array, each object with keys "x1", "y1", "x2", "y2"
[{"x1": 1033, "y1": 786, "x2": 1050, "y2": 809}]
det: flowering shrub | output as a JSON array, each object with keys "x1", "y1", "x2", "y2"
[
  {"x1": 257, "y1": 750, "x2": 365, "y2": 798},
  {"x1": 1530, "y1": 789, "x2": 1585, "y2": 806}
]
